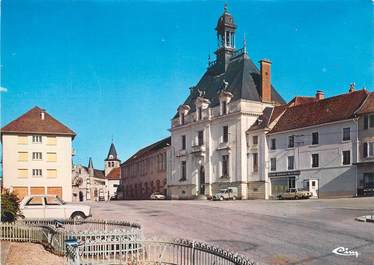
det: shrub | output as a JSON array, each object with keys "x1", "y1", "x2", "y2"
[{"x1": 1, "y1": 189, "x2": 21, "y2": 222}]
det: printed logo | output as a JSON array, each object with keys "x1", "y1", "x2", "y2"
[{"x1": 332, "y1": 247, "x2": 359, "y2": 258}]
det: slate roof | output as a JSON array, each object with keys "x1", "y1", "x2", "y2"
[
  {"x1": 123, "y1": 137, "x2": 171, "y2": 165},
  {"x1": 269, "y1": 90, "x2": 369, "y2": 134},
  {"x1": 175, "y1": 55, "x2": 285, "y2": 117},
  {"x1": 356, "y1": 92, "x2": 374, "y2": 115},
  {"x1": 105, "y1": 143, "x2": 119, "y2": 161},
  {"x1": 1, "y1": 106, "x2": 76, "y2": 137},
  {"x1": 247, "y1": 105, "x2": 288, "y2": 132},
  {"x1": 106, "y1": 167, "x2": 121, "y2": 180}
]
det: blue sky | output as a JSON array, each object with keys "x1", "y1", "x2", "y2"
[{"x1": 2, "y1": 0, "x2": 373, "y2": 169}]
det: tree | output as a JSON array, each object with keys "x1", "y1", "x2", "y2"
[{"x1": 1, "y1": 189, "x2": 21, "y2": 222}]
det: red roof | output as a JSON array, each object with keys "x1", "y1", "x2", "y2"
[
  {"x1": 356, "y1": 92, "x2": 374, "y2": 115},
  {"x1": 269, "y1": 90, "x2": 368, "y2": 134},
  {"x1": 288, "y1": 96, "x2": 317, "y2": 107},
  {"x1": 1, "y1": 106, "x2": 76, "y2": 137},
  {"x1": 106, "y1": 167, "x2": 121, "y2": 180}
]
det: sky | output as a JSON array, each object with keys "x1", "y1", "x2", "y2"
[{"x1": 1, "y1": 0, "x2": 373, "y2": 169}]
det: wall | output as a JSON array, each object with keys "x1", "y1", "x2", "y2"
[{"x1": 3, "y1": 134, "x2": 73, "y2": 202}]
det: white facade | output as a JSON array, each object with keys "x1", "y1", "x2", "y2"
[
  {"x1": 169, "y1": 99, "x2": 273, "y2": 199},
  {"x1": 249, "y1": 119, "x2": 360, "y2": 199},
  {"x1": 3, "y1": 134, "x2": 73, "y2": 202}
]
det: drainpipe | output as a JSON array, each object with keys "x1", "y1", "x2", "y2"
[{"x1": 354, "y1": 117, "x2": 359, "y2": 197}]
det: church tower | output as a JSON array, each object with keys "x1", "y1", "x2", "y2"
[
  {"x1": 214, "y1": 4, "x2": 237, "y2": 73},
  {"x1": 104, "y1": 143, "x2": 120, "y2": 176}
]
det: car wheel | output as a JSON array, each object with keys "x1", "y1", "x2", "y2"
[
  {"x1": 71, "y1": 212, "x2": 86, "y2": 221},
  {"x1": 232, "y1": 196, "x2": 237, "y2": 200},
  {"x1": 219, "y1": 196, "x2": 224, "y2": 201},
  {"x1": 277, "y1": 195, "x2": 282, "y2": 200}
]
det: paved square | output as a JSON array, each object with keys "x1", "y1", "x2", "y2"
[{"x1": 88, "y1": 198, "x2": 374, "y2": 265}]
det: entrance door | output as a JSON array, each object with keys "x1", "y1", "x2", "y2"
[
  {"x1": 309, "y1": 179, "x2": 319, "y2": 198},
  {"x1": 199, "y1": 166, "x2": 205, "y2": 195}
]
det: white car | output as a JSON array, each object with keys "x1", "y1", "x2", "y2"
[
  {"x1": 150, "y1": 192, "x2": 166, "y2": 200},
  {"x1": 20, "y1": 195, "x2": 91, "y2": 220}
]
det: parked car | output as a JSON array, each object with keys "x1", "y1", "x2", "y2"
[
  {"x1": 20, "y1": 195, "x2": 91, "y2": 220},
  {"x1": 150, "y1": 192, "x2": 166, "y2": 200},
  {"x1": 212, "y1": 187, "x2": 239, "y2": 201},
  {"x1": 277, "y1": 188, "x2": 312, "y2": 200}
]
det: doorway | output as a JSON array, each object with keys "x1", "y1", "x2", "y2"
[
  {"x1": 199, "y1": 166, "x2": 205, "y2": 195},
  {"x1": 309, "y1": 179, "x2": 319, "y2": 198},
  {"x1": 79, "y1": 191, "x2": 84, "y2": 201}
]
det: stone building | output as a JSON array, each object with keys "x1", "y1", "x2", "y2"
[
  {"x1": 168, "y1": 5, "x2": 285, "y2": 199},
  {"x1": 1, "y1": 106, "x2": 75, "y2": 201},
  {"x1": 121, "y1": 137, "x2": 170, "y2": 200},
  {"x1": 72, "y1": 143, "x2": 121, "y2": 201}
]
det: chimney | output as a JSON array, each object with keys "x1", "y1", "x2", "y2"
[
  {"x1": 260, "y1": 59, "x2": 272, "y2": 103},
  {"x1": 349, "y1": 82, "x2": 355, "y2": 93},
  {"x1": 40, "y1": 109, "x2": 45, "y2": 120},
  {"x1": 316, "y1": 90, "x2": 324, "y2": 100}
]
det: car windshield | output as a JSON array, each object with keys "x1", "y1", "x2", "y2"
[{"x1": 219, "y1": 189, "x2": 227, "y2": 193}]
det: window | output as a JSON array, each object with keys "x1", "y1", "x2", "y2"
[
  {"x1": 180, "y1": 161, "x2": 186, "y2": 181},
  {"x1": 370, "y1": 115, "x2": 374, "y2": 128},
  {"x1": 32, "y1": 169, "x2": 42, "y2": 177},
  {"x1": 222, "y1": 155, "x2": 229, "y2": 177},
  {"x1": 198, "y1": 130, "x2": 204, "y2": 146},
  {"x1": 252, "y1": 136, "x2": 258, "y2": 145},
  {"x1": 181, "y1": 135, "x2": 186, "y2": 150},
  {"x1": 222, "y1": 101, "x2": 228, "y2": 115},
  {"x1": 312, "y1": 154, "x2": 319, "y2": 168},
  {"x1": 364, "y1": 142, "x2": 368, "y2": 158},
  {"x1": 17, "y1": 136, "x2": 28, "y2": 145},
  {"x1": 32, "y1": 152, "x2": 42, "y2": 160},
  {"x1": 17, "y1": 169, "x2": 28, "y2": 178},
  {"x1": 47, "y1": 136, "x2": 57, "y2": 145},
  {"x1": 312, "y1": 132, "x2": 319, "y2": 145},
  {"x1": 288, "y1": 136, "x2": 295, "y2": 148},
  {"x1": 288, "y1": 156, "x2": 295, "y2": 170},
  {"x1": 47, "y1": 169, "x2": 57, "y2": 178},
  {"x1": 26, "y1": 197, "x2": 43, "y2": 206},
  {"x1": 369, "y1": 142, "x2": 374, "y2": 157},
  {"x1": 271, "y1": 139, "x2": 276, "y2": 150},
  {"x1": 32, "y1": 135, "x2": 42, "y2": 143},
  {"x1": 47, "y1": 152, "x2": 57, "y2": 162},
  {"x1": 342, "y1": 150, "x2": 350, "y2": 165},
  {"x1": 223, "y1": 126, "x2": 229, "y2": 143},
  {"x1": 45, "y1": 196, "x2": 62, "y2": 205},
  {"x1": 253, "y1": 153, "x2": 258, "y2": 172},
  {"x1": 343, "y1": 127, "x2": 350, "y2": 141},
  {"x1": 180, "y1": 113, "x2": 185, "y2": 125},
  {"x1": 270, "y1": 158, "x2": 276, "y2": 171},
  {"x1": 197, "y1": 107, "x2": 202, "y2": 121},
  {"x1": 18, "y1": 152, "x2": 28, "y2": 161},
  {"x1": 364, "y1": 115, "x2": 369, "y2": 129}
]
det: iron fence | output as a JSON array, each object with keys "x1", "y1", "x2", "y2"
[{"x1": 1, "y1": 219, "x2": 256, "y2": 265}]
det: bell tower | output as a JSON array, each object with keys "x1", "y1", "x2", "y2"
[
  {"x1": 104, "y1": 143, "x2": 120, "y2": 176},
  {"x1": 214, "y1": 4, "x2": 237, "y2": 72}
]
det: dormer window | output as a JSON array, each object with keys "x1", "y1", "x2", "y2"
[
  {"x1": 222, "y1": 101, "x2": 228, "y2": 115},
  {"x1": 180, "y1": 113, "x2": 185, "y2": 125},
  {"x1": 197, "y1": 107, "x2": 202, "y2": 121}
]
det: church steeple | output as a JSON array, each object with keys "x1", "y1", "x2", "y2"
[
  {"x1": 104, "y1": 142, "x2": 121, "y2": 176},
  {"x1": 214, "y1": 4, "x2": 237, "y2": 72}
]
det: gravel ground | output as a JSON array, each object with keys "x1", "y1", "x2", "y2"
[
  {"x1": 88, "y1": 197, "x2": 374, "y2": 265},
  {"x1": 1, "y1": 241, "x2": 66, "y2": 265}
]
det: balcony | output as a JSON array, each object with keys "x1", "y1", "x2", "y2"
[
  {"x1": 217, "y1": 142, "x2": 231, "y2": 151},
  {"x1": 191, "y1": 145, "x2": 206, "y2": 156},
  {"x1": 176, "y1": 149, "x2": 187, "y2": 157}
]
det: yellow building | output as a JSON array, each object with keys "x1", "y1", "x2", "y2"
[{"x1": 1, "y1": 106, "x2": 76, "y2": 202}]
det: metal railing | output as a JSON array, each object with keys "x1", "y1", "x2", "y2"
[{"x1": 1, "y1": 219, "x2": 256, "y2": 265}]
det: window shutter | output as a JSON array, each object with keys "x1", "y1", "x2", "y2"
[{"x1": 363, "y1": 143, "x2": 368, "y2": 158}]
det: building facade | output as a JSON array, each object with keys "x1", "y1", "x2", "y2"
[
  {"x1": 72, "y1": 143, "x2": 121, "y2": 202},
  {"x1": 247, "y1": 88, "x2": 372, "y2": 199},
  {"x1": 355, "y1": 92, "x2": 374, "y2": 196},
  {"x1": 1, "y1": 107, "x2": 75, "y2": 202},
  {"x1": 121, "y1": 137, "x2": 170, "y2": 200},
  {"x1": 168, "y1": 6, "x2": 285, "y2": 199}
]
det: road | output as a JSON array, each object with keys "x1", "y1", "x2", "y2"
[{"x1": 87, "y1": 197, "x2": 374, "y2": 265}]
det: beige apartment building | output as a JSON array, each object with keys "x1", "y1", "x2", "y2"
[{"x1": 1, "y1": 106, "x2": 76, "y2": 202}]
